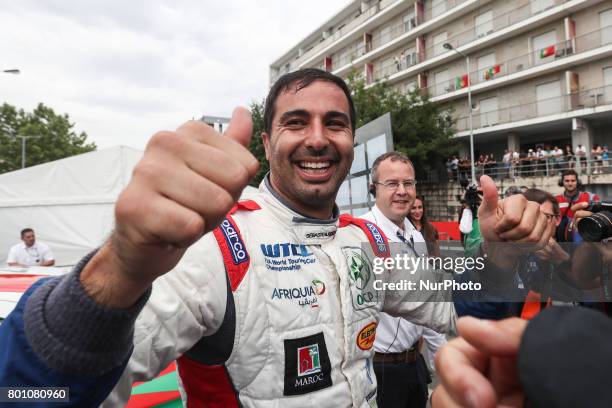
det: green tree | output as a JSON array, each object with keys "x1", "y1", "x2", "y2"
[
  {"x1": 347, "y1": 72, "x2": 457, "y2": 179},
  {"x1": 248, "y1": 100, "x2": 269, "y2": 186},
  {"x1": 0, "y1": 103, "x2": 96, "y2": 173}
]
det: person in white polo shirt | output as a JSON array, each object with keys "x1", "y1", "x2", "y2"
[
  {"x1": 362, "y1": 152, "x2": 447, "y2": 408},
  {"x1": 6, "y1": 228, "x2": 55, "y2": 267}
]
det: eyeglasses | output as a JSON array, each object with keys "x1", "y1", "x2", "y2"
[
  {"x1": 541, "y1": 211, "x2": 559, "y2": 221},
  {"x1": 374, "y1": 180, "x2": 417, "y2": 190}
]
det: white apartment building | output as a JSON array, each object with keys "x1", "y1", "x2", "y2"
[{"x1": 270, "y1": 0, "x2": 612, "y2": 163}]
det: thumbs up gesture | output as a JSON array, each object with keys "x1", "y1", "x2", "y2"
[
  {"x1": 478, "y1": 175, "x2": 553, "y2": 248},
  {"x1": 80, "y1": 107, "x2": 260, "y2": 308}
]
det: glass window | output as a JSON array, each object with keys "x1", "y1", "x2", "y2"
[
  {"x1": 601, "y1": 9, "x2": 612, "y2": 45},
  {"x1": 337, "y1": 180, "x2": 351, "y2": 207},
  {"x1": 532, "y1": 30, "x2": 557, "y2": 65},
  {"x1": 351, "y1": 143, "x2": 367, "y2": 174},
  {"x1": 531, "y1": 0, "x2": 555, "y2": 14},
  {"x1": 352, "y1": 207, "x2": 370, "y2": 217},
  {"x1": 432, "y1": 0, "x2": 446, "y2": 18},
  {"x1": 536, "y1": 81, "x2": 562, "y2": 116},
  {"x1": 479, "y1": 97, "x2": 499, "y2": 127},
  {"x1": 350, "y1": 175, "x2": 369, "y2": 206},
  {"x1": 366, "y1": 134, "x2": 388, "y2": 169},
  {"x1": 433, "y1": 32, "x2": 448, "y2": 56},
  {"x1": 475, "y1": 10, "x2": 493, "y2": 38},
  {"x1": 434, "y1": 69, "x2": 449, "y2": 96},
  {"x1": 603, "y1": 66, "x2": 612, "y2": 103}
]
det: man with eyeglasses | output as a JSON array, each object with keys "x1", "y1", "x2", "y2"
[
  {"x1": 362, "y1": 152, "x2": 447, "y2": 408},
  {"x1": 6, "y1": 228, "x2": 55, "y2": 267}
]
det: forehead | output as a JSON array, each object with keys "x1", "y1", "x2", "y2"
[
  {"x1": 540, "y1": 201, "x2": 554, "y2": 213},
  {"x1": 377, "y1": 159, "x2": 414, "y2": 179},
  {"x1": 564, "y1": 175, "x2": 577, "y2": 181},
  {"x1": 273, "y1": 80, "x2": 350, "y2": 120}
]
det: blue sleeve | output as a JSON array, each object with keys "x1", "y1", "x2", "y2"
[{"x1": 0, "y1": 279, "x2": 129, "y2": 407}]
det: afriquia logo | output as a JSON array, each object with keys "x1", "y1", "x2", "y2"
[
  {"x1": 271, "y1": 279, "x2": 326, "y2": 308},
  {"x1": 365, "y1": 223, "x2": 388, "y2": 256},
  {"x1": 261, "y1": 243, "x2": 316, "y2": 271},
  {"x1": 220, "y1": 219, "x2": 248, "y2": 264}
]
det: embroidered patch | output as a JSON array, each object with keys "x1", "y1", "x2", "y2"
[
  {"x1": 356, "y1": 322, "x2": 377, "y2": 350},
  {"x1": 283, "y1": 332, "x2": 332, "y2": 396},
  {"x1": 342, "y1": 247, "x2": 379, "y2": 310}
]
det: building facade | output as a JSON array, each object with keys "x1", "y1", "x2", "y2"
[{"x1": 270, "y1": 0, "x2": 612, "y2": 166}]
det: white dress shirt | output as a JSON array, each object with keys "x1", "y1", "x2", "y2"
[
  {"x1": 361, "y1": 205, "x2": 447, "y2": 364},
  {"x1": 6, "y1": 241, "x2": 54, "y2": 266}
]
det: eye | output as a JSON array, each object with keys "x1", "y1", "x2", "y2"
[{"x1": 285, "y1": 119, "x2": 307, "y2": 127}]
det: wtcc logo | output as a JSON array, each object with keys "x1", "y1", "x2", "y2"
[
  {"x1": 220, "y1": 219, "x2": 248, "y2": 264},
  {"x1": 366, "y1": 223, "x2": 387, "y2": 254}
]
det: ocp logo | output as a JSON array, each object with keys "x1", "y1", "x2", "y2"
[{"x1": 220, "y1": 219, "x2": 248, "y2": 264}]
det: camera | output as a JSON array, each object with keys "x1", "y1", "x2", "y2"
[
  {"x1": 463, "y1": 185, "x2": 482, "y2": 205},
  {"x1": 577, "y1": 201, "x2": 612, "y2": 242}
]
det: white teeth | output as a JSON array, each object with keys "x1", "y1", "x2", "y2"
[{"x1": 300, "y1": 161, "x2": 330, "y2": 169}]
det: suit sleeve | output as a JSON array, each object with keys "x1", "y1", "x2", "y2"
[{"x1": 519, "y1": 306, "x2": 612, "y2": 408}]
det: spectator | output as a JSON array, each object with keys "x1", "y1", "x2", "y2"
[
  {"x1": 553, "y1": 146, "x2": 564, "y2": 172},
  {"x1": 592, "y1": 144, "x2": 603, "y2": 174},
  {"x1": 555, "y1": 169, "x2": 600, "y2": 242},
  {"x1": 502, "y1": 150, "x2": 511, "y2": 178},
  {"x1": 409, "y1": 195, "x2": 440, "y2": 257},
  {"x1": 511, "y1": 149, "x2": 520, "y2": 178},
  {"x1": 451, "y1": 155, "x2": 459, "y2": 181},
  {"x1": 602, "y1": 146, "x2": 609, "y2": 169},
  {"x1": 564, "y1": 144, "x2": 574, "y2": 170},
  {"x1": 6, "y1": 228, "x2": 55, "y2": 267},
  {"x1": 575, "y1": 144, "x2": 587, "y2": 173}
]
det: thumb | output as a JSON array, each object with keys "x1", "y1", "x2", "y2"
[
  {"x1": 224, "y1": 107, "x2": 253, "y2": 147},
  {"x1": 478, "y1": 175, "x2": 499, "y2": 217}
]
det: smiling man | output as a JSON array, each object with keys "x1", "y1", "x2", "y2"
[{"x1": 0, "y1": 69, "x2": 550, "y2": 408}]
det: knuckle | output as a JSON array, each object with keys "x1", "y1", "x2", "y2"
[
  {"x1": 183, "y1": 215, "x2": 205, "y2": 239},
  {"x1": 231, "y1": 164, "x2": 250, "y2": 188},
  {"x1": 133, "y1": 159, "x2": 160, "y2": 181},
  {"x1": 214, "y1": 190, "x2": 235, "y2": 214},
  {"x1": 148, "y1": 130, "x2": 178, "y2": 149}
]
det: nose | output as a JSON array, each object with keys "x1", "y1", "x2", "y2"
[
  {"x1": 395, "y1": 184, "x2": 408, "y2": 195},
  {"x1": 304, "y1": 119, "x2": 329, "y2": 151}
]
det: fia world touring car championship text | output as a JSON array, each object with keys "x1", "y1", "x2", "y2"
[{"x1": 372, "y1": 255, "x2": 485, "y2": 291}]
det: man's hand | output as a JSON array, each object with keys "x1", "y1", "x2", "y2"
[
  {"x1": 534, "y1": 237, "x2": 570, "y2": 264},
  {"x1": 81, "y1": 107, "x2": 260, "y2": 308},
  {"x1": 478, "y1": 176, "x2": 551, "y2": 246},
  {"x1": 432, "y1": 317, "x2": 528, "y2": 408}
]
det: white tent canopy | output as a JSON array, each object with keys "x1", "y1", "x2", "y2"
[{"x1": 0, "y1": 146, "x2": 259, "y2": 266}]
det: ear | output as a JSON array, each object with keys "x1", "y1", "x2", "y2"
[{"x1": 262, "y1": 132, "x2": 271, "y2": 161}]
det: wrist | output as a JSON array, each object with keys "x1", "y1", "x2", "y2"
[{"x1": 80, "y1": 241, "x2": 152, "y2": 309}]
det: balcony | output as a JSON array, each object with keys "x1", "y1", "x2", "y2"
[
  {"x1": 426, "y1": 24, "x2": 612, "y2": 99},
  {"x1": 454, "y1": 84, "x2": 612, "y2": 133}
]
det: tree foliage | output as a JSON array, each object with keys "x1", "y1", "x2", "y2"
[
  {"x1": 347, "y1": 72, "x2": 457, "y2": 179},
  {"x1": 248, "y1": 100, "x2": 269, "y2": 187},
  {"x1": 0, "y1": 103, "x2": 96, "y2": 174}
]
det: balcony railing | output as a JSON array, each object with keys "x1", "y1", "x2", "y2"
[
  {"x1": 428, "y1": 24, "x2": 612, "y2": 98},
  {"x1": 454, "y1": 84, "x2": 612, "y2": 133},
  {"x1": 450, "y1": 156, "x2": 612, "y2": 182}
]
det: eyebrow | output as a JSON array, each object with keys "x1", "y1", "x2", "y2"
[{"x1": 278, "y1": 110, "x2": 350, "y2": 124}]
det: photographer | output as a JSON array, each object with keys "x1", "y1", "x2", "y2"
[
  {"x1": 459, "y1": 185, "x2": 483, "y2": 257},
  {"x1": 555, "y1": 169, "x2": 599, "y2": 242}
]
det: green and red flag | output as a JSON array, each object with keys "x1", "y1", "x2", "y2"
[
  {"x1": 484, "y1": 65, "x2": 501, "y2": 80},
  {"x1": 455, "y1": 74, "x2": 469, "y2": 89},
  {"x1": 539, "y1": 45, "x2": 555, "y2": 58}
]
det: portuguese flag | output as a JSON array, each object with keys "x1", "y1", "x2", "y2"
[
  {"x1": 484, "y1": 65, "x2": 501, "y2": 80},
  {"x1": 539, "y1": 45, "x2": 555, "y2": 58},
  {"x1": 127, "y1": 362, "x2": 181, "y2": 408},
  {"x1": 455, "y1": 74, "x2": 469, "y2": 89}
]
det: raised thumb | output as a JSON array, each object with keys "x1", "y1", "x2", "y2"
[
  {"x1": 224, "y1": 107, "x2": 253, "y2": 147},
  {"x1": 478, "y1": 175, "x2": 499, "y2": 217}
]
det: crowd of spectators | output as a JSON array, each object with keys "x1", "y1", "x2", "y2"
[{"x1": 446, "y1": 144, "x2": 610, "y2": 180}]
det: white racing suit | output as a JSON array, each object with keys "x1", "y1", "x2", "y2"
[{"x1": 103, "y1": 178, "x2": 456, "y2": 407}]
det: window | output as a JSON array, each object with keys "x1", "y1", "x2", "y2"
[
  {"x1": 532, "y1": 30, "x2": 557, "y2": 65},
  {"x1": 475, "y1": 10, "x2": 493, "y2": 38},
  {"x1": 403, "y1": 13, "x2": 416, "y2": 32},
  {"x1": 351, "y1": 175, "x2": 369, "y2": 205},
  {"x1": 601, "y1": 9, "x2": 612, "y2": 45},
  {"x1": 604, "y1": 67, "x2": 612, "y2": 103},
  {"x1": 536, "y1": 81, "x2": 562, "y2": 116},
  {"x1": 404, "y1": 47, "x2": 417, "y2": 67},
  {"x1": 337, "y1": 181, "x2": 351, "y2": 206},
  {"x1": 531, "y1": 0, "x2": 555, "y2": 14},
  {"x1": 479, "y1": 97, "x2": 499, "y2": 127},
  {"x1": 433, "y1": 32, "x2": 448, "y2": 56},
  {"x1": 434, "y1": 69, "x2": 450, "y2": 96},
  {"x1": 367, "y1": 134, "x2": 387, "y2": 169},
  {"x1": 351, "y1": 143, "x2": 366, "y2": 174},
  {"x1": 477, "y1": 53, "x2": 496, "y2": 82},
  {"x1": 432, "y1": 0, "x2": 446, "y2": 18},
  {"x1": 405, "y1": 80, "x2": 418, "y2": 94}
]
